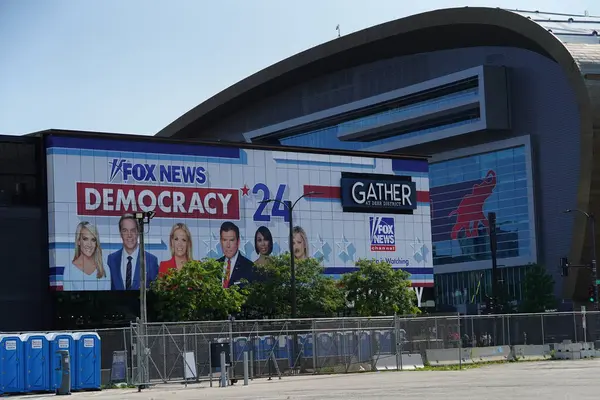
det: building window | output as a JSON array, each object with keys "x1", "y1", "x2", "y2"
[
  {"x1": 434, "y1": 265, "x2": 527, "y2": 310},
  {"x1": 429, "y1": 146, "x2": 530, "y2": 266}
]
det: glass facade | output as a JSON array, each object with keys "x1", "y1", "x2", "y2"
[
  {"x1": 434, "y1": 265, "x2": 528, "y2": 311},
  {"x1": 280, "y1": 89, "x2": 481, "y2": 150},
  {"x1": 429, "y1": 146, "x2": 531, "y2": 266}
]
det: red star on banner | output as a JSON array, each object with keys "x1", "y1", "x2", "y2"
[{"x1": 240, "y1": 184, "x2": 250, "y2": 196}]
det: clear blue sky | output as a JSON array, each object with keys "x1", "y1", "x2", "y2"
[{"x1": 1, "y1": 0, "x2": 598, "y2": 136}]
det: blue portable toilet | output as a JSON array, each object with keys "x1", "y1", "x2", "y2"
[
  {"x1": 233, "y1": 337, "x2": 249, "y2": 362},
  {"x1": 316, "y1": 332, "x2": 334, "y2": 358},
  {"x1": 46, "y1": 332, "x2": 75, "y2": 391},
  {"x1": 382, "y1": 330, "x2": 393, "y2": 354},
  {"x1": 259, "y1": 335, "x2": 277, "y2": 360},
  {"x1": 341, "y1": 331, "x2": 356, "y2": 358},
  {"x1": 0, "y1": 334, "x2": 25, "y2": 394},
  {"x1": 299, "y1": 334, "x2": 313, "y2": 358},
  {"x1": 20, "y1": 333, "x2": 50, "y2": 392},
  {"x1": 72, "y1": 332, "x2": 101, "y2": 390},
  {"x1": 277, "y1": 335, "x2": 289, "y2": 362},
  {"x1": 372, "y1": 330, "x2": 383, "y2": 355},
  {"x1": 373, "y1": 330, "x2": 393, "y2": 354},
  {"x1": 251, "y1": 337, "x2": 261, "y2": 361},
  {"x1": 286, "y1": 334, "x2": 313, "y2": 366},
  {"x1": 285, "y1": 336, "x2": 295, "y2": 366},
  {"x1": 358, "y1": 331, "x2": 372, "y2": 362}
]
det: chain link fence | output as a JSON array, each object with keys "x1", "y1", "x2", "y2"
[{"x1": 49, "y1": 311, "x2": 600, "y2": 386}]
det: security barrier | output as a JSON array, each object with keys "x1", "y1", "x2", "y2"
[
  {"x1": 8, "y1": 310, "x2": 600, "y2": 388},
  {"x1": 124, "y1": 311, "x2": 600, "y2": 387}
]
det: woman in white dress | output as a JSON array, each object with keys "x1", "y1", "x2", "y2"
[{"x1": 63, "y1": 221, "x2": 111, "y2": 291}]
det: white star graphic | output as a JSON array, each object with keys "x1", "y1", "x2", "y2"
[
  {"x1": 336, "y1": 236, "x2": 350, "y2": 254},
  {"x1": 311, "y1": 234, "x2": 327, "y2": 255},
  {"x1": 410, "y1": 237, "x2": 427, "y2": 263},
  {"x1": 203, "y1": 232, "x2": 220, "y2": 255},
  {"x1": 335, "y1": 236, "x2": 356, "y2": 263}
]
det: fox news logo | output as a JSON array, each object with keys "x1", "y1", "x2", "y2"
[
  {"x1": 109, "y1": 159, "x2": 207, "y2": 185},
  {"x1": 370, "y1": 217, "x2": 396, "y2": 251}
]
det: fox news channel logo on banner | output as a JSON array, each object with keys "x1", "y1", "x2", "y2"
[
  {"x1": 369, "y1": 216, "x2": 396, "y2": 251},
  {"x1": 339, "y1": 172, "x2": 417, "y2": 214}
]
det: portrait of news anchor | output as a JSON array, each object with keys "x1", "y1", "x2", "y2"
[
  {"x1": 217, "y1": 221, "x2": 256, "y2": 288},
  {"x1": 159, "y1": 222, "x2": 193, "y2": 276},
  {"x1": 293, "y1": 226, "x2": 309, "y2": 260},
  {"x1": 253, "y1": 226, "x2": 273, "y2": 266},
  {"x1": 64, "y1": 221, "x2": 111, "y2": 291},
  {"x1": 107, "y1": 213, "x2": 159, "y2": 291}
]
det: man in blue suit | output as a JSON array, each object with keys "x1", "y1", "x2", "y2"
[
  {"x1": 217, "y1": 221, "x2": 258, "y2": 288},
  {"x1": 107, "y1": 213, "x2": 158, "y2": 291}
]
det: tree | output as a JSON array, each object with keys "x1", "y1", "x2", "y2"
[
  {"x1": 493, "y1": 281, "x2": 517, "y2": 314},
  {"x1": 150, "y1": 259, "x2": 247, "y2": 322},
  {"x1": 519, "y1": 263, "x2": 557, "y2": 313},
  {"x1": 341, "y1": 259, "x2": 420, "y2": 316},
  {"x1": 243, "y1": 254, "x2": 345, "y2": 319}
]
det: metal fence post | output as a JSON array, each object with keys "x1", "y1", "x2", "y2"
[
  {"x1": 220, "y1": 351, "x2": 227, "y2": 388},
  {"x1": 135, "y1": 319, "x2": 142, "y2": 388},
  {"x1": 243, "y1": 351, "x2": 249, "y2": 386},
  {"x1": 129, "y1": 325, "x2": 135, "y2": 385},
  {"x1": 394, "y1": 314, "x2": 399, "y2": 371},
  {"x1": 183, "y1": 325, "x2": 188, "y2": 387},
  {"x1": 583, "y1": 309, "x2": 588, "y2": 344},
  {"x1": 457, "y1": 313, "x2": 462, "y2": 370},
  {"x1": 208, "y1": 340, "x2": 213, "y2": 388},
  {"x1": 121, "y1": 327, "x2": 129, "y2": 384},
  {"x1": 249, "y1": 336, "x2": 254, "y2": 380},
  {"x1": 541, "y1": 314, "x2": 545, "y2": 345},
  {"x1": 162, "y1": 324, "x2": 167, "y2": 383},
  {"x1": 228, "y1": 320, "x2": 234, "y2": 381},
  {"x1": 311, "y1": 320, "x2": 317, "y2": 373},
  {"x1": 573, "y1": 312, "x2": 578, "y2": 343},
  {"x1": 357, "y1": 319, "x2": 362, "y2": 364},
  {"x1": 193, "y1": 324, "x2": 199, "y2": 383}
]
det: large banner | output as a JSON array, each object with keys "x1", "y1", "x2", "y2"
[{"x1": 46, "y1": 135, "x2": 433, "y2": 296}]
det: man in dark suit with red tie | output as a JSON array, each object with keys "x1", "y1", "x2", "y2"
[{"x1": 217, "y1": 221, "x2": 256, "y2": 288}]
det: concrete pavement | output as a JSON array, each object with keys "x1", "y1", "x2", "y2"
[{"x1": 13, "y1": 359, "x2": 600, "y2": 399}]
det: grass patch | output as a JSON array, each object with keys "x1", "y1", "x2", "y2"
[
  {"x1": 418, "y1": 363, "x2": 482, "y2": 371},
  {"x1": 101, "y1": 382, "x2": 137, "y2": 389},
  {"x1": 411, "y1": 359, "x2": 537, "y2": 372}
]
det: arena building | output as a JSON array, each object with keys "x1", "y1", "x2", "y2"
[{"x1": 155, "y1": 7, "x2": 600, "y2": 312}]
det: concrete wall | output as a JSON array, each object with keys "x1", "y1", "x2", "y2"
[{"x1": 0, "y1": 206, "x2": 51, "y2": 331}]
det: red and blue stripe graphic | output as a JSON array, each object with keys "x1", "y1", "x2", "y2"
[
  {"x1": 45, "y1": 136, "x2": 246, "y2": 164},
  {"x1": 49, "y1": 266, "x2": 64, "y2": 291},
  {"x1": 391, "y1": 159, "x2": 429, "y2": 174}
]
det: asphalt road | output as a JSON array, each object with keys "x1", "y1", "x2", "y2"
[{"x1": 14, "y1": 359, "x2": 600, "y2": 399}]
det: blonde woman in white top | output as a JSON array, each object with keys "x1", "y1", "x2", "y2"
[{"x1": 64, "y1": 221, "x2": 111, "y2": 291}]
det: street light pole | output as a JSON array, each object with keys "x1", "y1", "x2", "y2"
[
  {"x1": 134, "y1": 210, "x2": 155, "y2": 389},
  {"x1": 287, "y1": 200, "x2": 297, "y2": 320},
  {"x1": 261, "y1": 191, "x2": 321, "y2": 370},
  {"x1": 565, "y1": 209, "x2": 598, "y2": 310}
]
